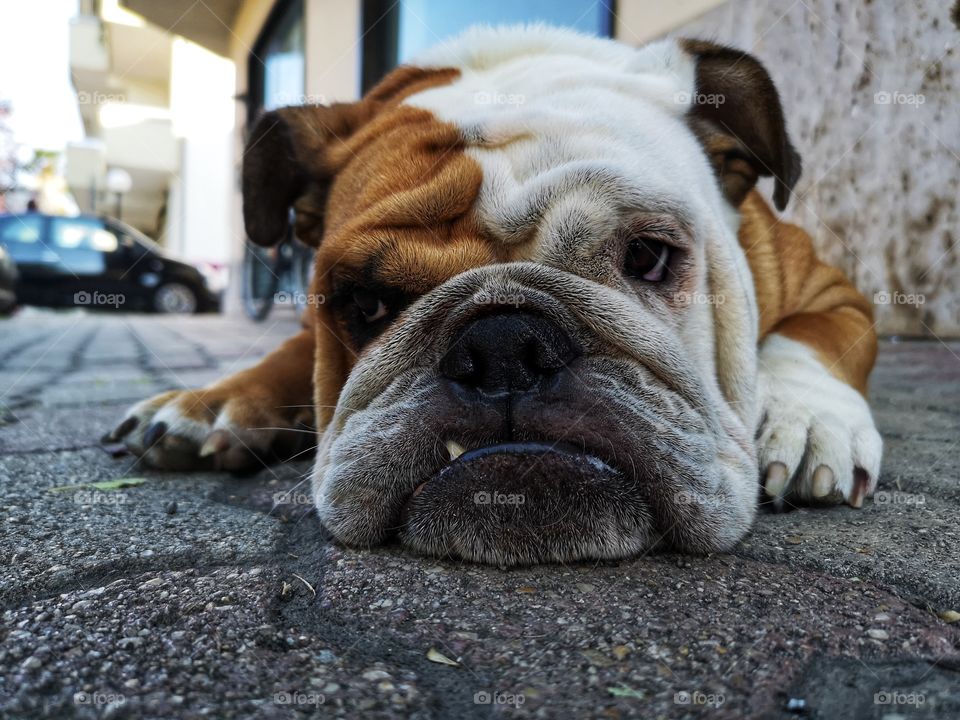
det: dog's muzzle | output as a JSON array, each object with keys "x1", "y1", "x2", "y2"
[
  {"x1": 315, "y1": 264, "x2": 756, "y2": 566},
  {"x1": 400, "y1": 311, "x2": 639, "y2": 562}
]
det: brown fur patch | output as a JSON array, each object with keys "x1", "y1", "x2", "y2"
[
  {"x1": 738, "y1": 191, "x2": 877, "y2": 394},
  {"x1": 287, "y1": 68, "x2": 491, "y2": 424}
]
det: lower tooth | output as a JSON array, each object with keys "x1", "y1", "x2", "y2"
[{"x1": 445, "y1": 440, "x2": 465, "y2": 461}]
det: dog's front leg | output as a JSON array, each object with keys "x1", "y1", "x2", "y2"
[
  {"x1": 105, "y1": 329, "x2": 316, "y2": 471},
  {"x1": 742, "y1": 194, "x2": 883, "y2": 507}
]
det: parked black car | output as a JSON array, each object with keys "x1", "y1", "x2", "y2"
[
  {"x1": 0, "y1": 213, "x2": 219, "y2": 314},
  {"x1": 0, "y1": 242, "x2": 16, "y2": 315}
]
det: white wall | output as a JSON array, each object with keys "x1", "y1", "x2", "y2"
[
  {"x1": 614, "y1": 0, "x2": 728, "y2": 44},
  {"x1": 169, "y1": 37, "x2": 236, "y2": 265},
  {"x1": 305, "y1": 0, "x2": 362, "y2": 103},
  {"x1": 669, "y1": 0, "x2": 960, "y2": 336}
]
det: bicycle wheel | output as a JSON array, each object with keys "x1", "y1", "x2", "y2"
[{"x1": 241, "y1": 241, "x2": 280, "y2": 322}]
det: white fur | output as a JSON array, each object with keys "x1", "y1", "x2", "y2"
[
  {"x1": 404, "y1": 24, "x2": 760, "y2": 462},
  {"x1": 407, "y1": 26, "x2": 725, "y2": 236},
  {"x1": 757, "y1": 334, "x2": 883, "y2": 502}
]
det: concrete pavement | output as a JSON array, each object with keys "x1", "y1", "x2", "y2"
[{"x1": 1, "y1": 311, "x2": 958, "y2": 719}]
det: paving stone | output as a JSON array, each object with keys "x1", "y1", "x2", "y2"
[
  {"x1": 734, "y1": 340, "x2": 960, "y2": 613},
  {"x1": 292, "y1": 547, "x2": 960, "y2": 720},
  {"x1": 0, "y1": 318, "x2": 98, "y2": 372},
  {"x1": 0, "y1": 313, "x2": 958, "y2": 719},
  {"x1": 35, "y1": 367, "x2": 164, "y2": 407},
  {"x1": 0, "y1": 448, "x2": 285, "y2": 608},
  {"x1": 0, "y1": 403, "x2": 135, "y2": 453},
  {"x1": 0, "y1": 370, "x2": 49, "y2": 403}
]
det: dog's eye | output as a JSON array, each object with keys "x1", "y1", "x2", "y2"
[
  {"x1": 353, "y1": 289, "x2": 389, "y2": 323},
  {"x1": 624, "y1": 237, "x2": 670, "y2": 282}
]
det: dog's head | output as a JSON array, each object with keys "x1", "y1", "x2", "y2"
[{"x1": 243, "y1": 27, "x2": 801, "y2": 564}]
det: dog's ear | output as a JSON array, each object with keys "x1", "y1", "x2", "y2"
[
  {"x1": 242, "y1": 65, "x2": 459, "y2": 247},
  {"x1": 242, "y1": 103, "x2": 366, "y2": 247},
  {"x1": 680, "y1": 39, "x2": 801, "y2": 211}
]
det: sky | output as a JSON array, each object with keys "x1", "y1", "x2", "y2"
[{"x1": 0, "y1": 0, "x2": 84, "y2": 152}]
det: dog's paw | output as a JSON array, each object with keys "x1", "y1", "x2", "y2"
[
  {"x1": 103, "y1": 385, "x2": 314, "y2": 471},
  {"x1": 756, "y1": 334, "x2": 882, "y2": 508}
]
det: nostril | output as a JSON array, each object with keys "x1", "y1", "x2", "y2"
[{"x1": 439, "y1": 311, "x2": 578, "y2": 396}]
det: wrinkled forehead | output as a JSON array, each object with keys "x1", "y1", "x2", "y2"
[
  {"x1": 317, "y1": 29, "x2": 734, "y2": 290},
  {"x1": 399, "y1": 28, "x2": 723, "y2": 244}
]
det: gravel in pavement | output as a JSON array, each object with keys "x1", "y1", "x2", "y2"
[{"x1": 1, "y1": 314, "x2": 958, "y2": 719}]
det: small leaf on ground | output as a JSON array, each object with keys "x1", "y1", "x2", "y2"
[
  {"x1": 607, "y1": 685, "x2": 644, "y2": 699},
  {"x1": 426, "y1": 648, "x2": 459, "y2": 666},
  {"x1": 49, "y1": 477, "x2": 147, "y2": 492}
]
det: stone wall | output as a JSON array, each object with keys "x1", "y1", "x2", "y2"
[{"x1": 666, "y1": 0, "x2": 959, "y2": 336}]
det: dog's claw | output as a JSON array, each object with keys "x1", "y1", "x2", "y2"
[
  {"x1": 763, "y1": 462, "x2": 788, "y2": 498},
  {"x1": 812, "y1": 465, "x2": 835, "y2": 498},
  {"x1": 143, "y1": 421, "x2": 168, "y2": 448},
  {"x1": 103, "y1": 416, "x2": 138, "y2": 443},
  {"x1": 200, "y1": 430, "x2": 231, "y2": 457},
  {"x1": 848, "y1": 468, "x2": 870, "y2": 508}
]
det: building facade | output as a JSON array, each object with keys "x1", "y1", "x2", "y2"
[{"x1": 68, "y1": 0, "x2": 235, "y2": 277}]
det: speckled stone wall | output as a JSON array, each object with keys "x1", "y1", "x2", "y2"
[{"x1": 666, "y1": 0, "x2": 959, "y2": 336}]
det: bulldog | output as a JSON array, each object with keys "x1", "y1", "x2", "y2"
[{"x1": 106, "y1": 26, "x2": 882, "y2": 565}]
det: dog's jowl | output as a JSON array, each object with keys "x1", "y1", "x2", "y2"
[{"x1": 106, "y1": 26, "x2": 882, "y2": 565}]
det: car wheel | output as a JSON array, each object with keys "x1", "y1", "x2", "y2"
[
  {"x1": 154, "y1": 282, "x2": 198, "y2": 314},
  {"x1": 0, "y1": 292, "x2": 16, "y2": 316}
]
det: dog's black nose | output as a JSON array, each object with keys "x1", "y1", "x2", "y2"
[{"x1": 440, "y1": 312, "x2": 578, "y2": 396}]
